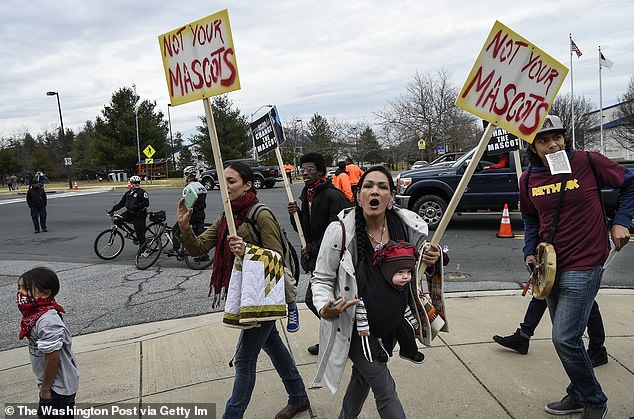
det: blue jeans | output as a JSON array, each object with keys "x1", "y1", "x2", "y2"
[
  {"x1": 521, "y1": 298, "x2": 605, "y2": 348},
  {"x1": 339, "y1": 333, "x2": 406, "y2": 419},
  {"x1": 547, "y1": 266, "x2": 607, "y2": 407},
  {"x1": 38, "y1": 390, "x2": 76, "y2": 419},
  {"x1": 223, "y1": 321, "x2": 307, "y2": 419}
]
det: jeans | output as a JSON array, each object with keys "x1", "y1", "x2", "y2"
[
  {"x1": 30, "y1": 207, "x2": 47, "y2": 231},
  {"x1": 339, "y1": 333, "x2": 406, "y2": 419},
  {"x1": 547, "y1": 266, "x2": 607, "y2": 407},
  {"x1": 223, "y1": 321, "x2": 307, "y2": 419},
  {"x1": 38, "y1": 390, "x2": 76, "y2": 419},
  {"x1": 520, "y1": 298, "x2": 605, "y2": 347}
]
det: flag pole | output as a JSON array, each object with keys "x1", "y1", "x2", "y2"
[
  {"x1": 599, "y1": 46, "x2": 604, "y2": 155},
  {"x1": 569, "y1": 34, "x2": 576, "y2": 149}
]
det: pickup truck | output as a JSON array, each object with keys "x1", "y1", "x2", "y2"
[
  {"x1": 395, "y1": 147, "x2": 634, "y2": 229},
  {"x1": 199, "y1": 158, "x2": 282, "y2": 190}
]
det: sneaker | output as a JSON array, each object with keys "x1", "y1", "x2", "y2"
[
  {"x1": 587, "y1": 346, "x2": 608, "y2": 368},
  {"x1": 42, "y1": 228, "x2": 48, "y2": 232},
  {"x1": 286, "y1": 305, "x2": 300, "y2": 333},
  {"x1": 544, "y1": 395, "x2": 584, "y2": 415},
  {"x1": 34, "y1": 230, "x2": 40, "y2": 234},
  {"x1": 493, "y1": 328, "x2": 529, "y2": 355},
  {"x1": 399, "y1": 351, "x2": 425, "y2": 364},
  {"x1": 307, "y1": 343, "x2": 319, "y2": 355},
  {"x1": 583, "y1": 404, "x2": 607, "y2": 419}
]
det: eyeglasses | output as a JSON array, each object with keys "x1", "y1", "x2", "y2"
[{"x1": 300, "y1": 167, "x2": 318, "y2": 173}]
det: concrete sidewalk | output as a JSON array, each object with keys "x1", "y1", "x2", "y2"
[{"x1": 1, "y1": 289, "x2": 633, "y2": 419}]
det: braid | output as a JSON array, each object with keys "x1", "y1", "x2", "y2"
[{"x1": 355, "y1": 205, "x2": 370, "y2": 291}]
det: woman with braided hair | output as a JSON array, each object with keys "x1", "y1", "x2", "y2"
[{"x1": 309, "y1": 166, "x2": 442, "y2": 418}]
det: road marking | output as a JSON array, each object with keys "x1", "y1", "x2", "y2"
[{"x1": 0, "y1": 190, "x2": 106, "y2": 206}]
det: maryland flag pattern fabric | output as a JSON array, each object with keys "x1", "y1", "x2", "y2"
[{"x1": 223, "y1": 244, "x2": 287, "y2": 328}]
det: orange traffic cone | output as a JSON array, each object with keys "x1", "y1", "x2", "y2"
[
  {"x1": 73, "y1": 181, "x2": 78, "y2": 190},
  {"x1": 496, "y1": 203, "x2": 514, "y2": 238},
  {"x1": 127, "y1": 180, "x2": 132, "y2": 189}
]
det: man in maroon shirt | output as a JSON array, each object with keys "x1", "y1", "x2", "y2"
[{"x1": 519, "y1": 115, "x2": 633, "y2": 419}]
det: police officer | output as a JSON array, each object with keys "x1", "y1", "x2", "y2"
[{"x1": 108, "y1": 175, "x2": 150, "y2": 245}]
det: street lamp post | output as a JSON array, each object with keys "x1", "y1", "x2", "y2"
[
  {"x1": 250, "y1": 104, "x2": 273, "y2": 159},
  {"x1": 46, "y1": 91, "x2": 72, "y2": 190},
  {"x1": 133, "y1": 84, "x2": 141, "y2": 163},
  {"x1": 167, "y1": 104, "x2": 175, "y2": 171},
  {"x1": 295, "y1": 119, "x2": 303, "y2": 174}
]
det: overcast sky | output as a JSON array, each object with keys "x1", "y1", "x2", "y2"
[{"x1": 1, "y1": 0, "x2": 632, "y2": 142}]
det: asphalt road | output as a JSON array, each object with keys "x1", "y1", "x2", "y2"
[{"x1": 0, "y1": 184, "x2": 631, "y2": 350}]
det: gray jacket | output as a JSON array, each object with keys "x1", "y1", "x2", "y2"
[
  {"x1": 310, "y1": 207, "x2": 434, "y2": 394},
  {"x1": 28, "y1": 309, "x2": 80, "y2": 395}
]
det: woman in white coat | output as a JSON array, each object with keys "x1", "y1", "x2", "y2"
[{"x1": 310, "y1": 166, "x2": 441, "y2": 418}]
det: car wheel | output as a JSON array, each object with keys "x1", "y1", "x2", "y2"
[
  {"x1": 202, "y1": 178, "x2": 215, "y2": 190},
  {"x1": 264, "y1": 181, "x2": 275, "y2": 188},
  {"x1": 253, "y1": 177, "x2": 264, "y2": 189},
  {"x1": 412, "y1": 194, "x2": 447, "y2": 230}
]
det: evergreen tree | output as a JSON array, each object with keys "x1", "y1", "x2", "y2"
[
  {"x1": 305, "y1": 113, "x2": 334, "y2": 165},
  {"x1": 190, "y1": 95, "x2": 251, "y2": 165}
]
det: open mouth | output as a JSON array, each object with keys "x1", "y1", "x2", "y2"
[{"x1": 369, "y1": 198, "x2": 380, "y2": 208}]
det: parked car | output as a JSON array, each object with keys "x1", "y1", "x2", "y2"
[
  {"x1": 411, "y1": 160, "x2": 428, "y2": 169},
  {"x1": 395, "y1": 147, "x2": 633, "y2": 229},
  {"x1": 199, "y1": 158, "x2": 282, "y2": 190}
]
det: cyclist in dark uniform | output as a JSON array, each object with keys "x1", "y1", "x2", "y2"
[{"x1": 108, "y1": 175, "x2": 150, "y2": 245}]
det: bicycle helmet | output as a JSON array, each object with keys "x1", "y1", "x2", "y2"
[{"x1": 130, "y1": 175, "x2": 142, "y2": 183}]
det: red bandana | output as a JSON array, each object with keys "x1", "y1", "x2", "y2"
[
  {"x1": 306, "y1": 177, "x2": 326, "y2": 204},
  {"x1": 17, "y1": 292, "x2": 65, "y2": 340},
  {"x1": 209, "y1": 192, "x2": 259, "y2": 297}
]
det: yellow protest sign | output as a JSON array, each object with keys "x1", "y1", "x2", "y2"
[
  {"x1": 456, "y1": 21, "x2": 568, "y2": 143},
  {"x1": 143, "y1": 145, "x2": 156, "y2": 159},
  {"x1": 158, "y1": 9, "x2": 241, "y2": 106}
]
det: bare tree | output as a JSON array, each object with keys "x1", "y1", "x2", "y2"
[
  {"x1": 614, "y1": 75, "x2": 634, "y2": 152},
  {"x1": 375, "y1": 69, "x2": 478, "y2": 161},
  {"x1": 549, "y1": 93, "x2": 595, "y2": 150}
]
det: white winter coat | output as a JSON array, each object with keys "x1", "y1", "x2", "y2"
[{"x1": 310, "y1": 207, "x2": 445, "y2": 394}]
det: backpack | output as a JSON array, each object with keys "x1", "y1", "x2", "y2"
[{"x1": 239, "y1": 203, "x2": 301, "y2": 288}]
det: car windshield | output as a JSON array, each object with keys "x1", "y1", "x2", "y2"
[{"x1": 452, "y1": 149, "x2": 476, "y2": 167}]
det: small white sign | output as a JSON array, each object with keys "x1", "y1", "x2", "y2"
[
  {"x1": 545, "y1": 150, "x2": 571, "y2": 175},
  {"x1": 64, "y1": 157, "x2": 72, "y2": 166}
]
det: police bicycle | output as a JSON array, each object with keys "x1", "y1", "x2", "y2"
[
  {"x1": 93, "y1": 211, "x2": 164, "y2": 260},
  {"x1": 134, "y1": 211, "x2": 214, "y2": 270}
]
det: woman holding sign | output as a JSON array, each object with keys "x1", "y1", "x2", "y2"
[
  {"x1": 177, "y1": 162, "x2": 309, "y2": 419},
  {"x1": 520, "y1": 115, "x2": 633, "y2": 418}
]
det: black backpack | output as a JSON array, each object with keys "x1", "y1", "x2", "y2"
[{"x1": 239, "y1": 203, "x2": 300, "y2": 288}]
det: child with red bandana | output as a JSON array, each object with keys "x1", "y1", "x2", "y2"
[{"x1": 17, "y1": 267, "x2": 79, "y2": 417}]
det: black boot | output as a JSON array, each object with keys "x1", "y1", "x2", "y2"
[{"x1": 493, "y1": 328, "x2": 529, "y2": 354}]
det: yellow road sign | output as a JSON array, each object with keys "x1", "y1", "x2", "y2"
[
  {"x1": 418, "y1": 138, "x2": 426, "y2": 150},
  {"x1": 143, "y1": 145, "x2": 156, "y2": 159},
  {"x1": 145, "y1": 158, "x2": 154, "y2": 164}
]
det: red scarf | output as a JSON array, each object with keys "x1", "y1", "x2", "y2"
[
  {"x1": 17, "y1": 292, "x2": 65, "y2": 340},
  {"x1": 306, "y1": 177, "x2": 326, "y2": 204},
  {"x1": 209, "y1": 192, "x2": 259, "y2": 297}
]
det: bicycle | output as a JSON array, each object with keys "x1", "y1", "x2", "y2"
[
  {"x1": 93, "y1": 211, "x2": 164, "y2": 260},
  {"x1": 135, "y1": 213, "x2": 214, "y2": 271}
]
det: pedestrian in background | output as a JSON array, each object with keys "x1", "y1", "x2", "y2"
[
  {"x1": 310, "y1": 166, "x2": 442, "y2": 417},
  {"x1": 345, "y1": 157, "x2": 365, "y2": 196},
  {"x1": 17, "y1": 267, "x2": 80, "y2": 417},
  {"x1": 332, "y1": 161, "x2": 353, "y2": 202},
  {"x1": 284, "y1": 162, "x2": 293, "y2": 184},
  {"x1": 27, "y1": 180, "x2": 47, "y2": 233},
  {"x1": 520, "y1": 115, "x2": 633, "y2": 418},
  {"x1": 288, "y1": 152, "x2": 350, "y2": 354}
]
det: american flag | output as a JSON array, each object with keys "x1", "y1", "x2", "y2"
[{"x1": 570, "y1": 38, "x2": 582, "y2": 58}]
